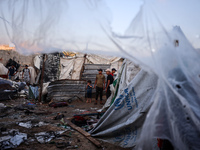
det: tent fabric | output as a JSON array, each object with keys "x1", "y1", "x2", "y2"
[
  {"x1": 91, "y1": 70, "x2": 158, "y2": 148},
  {"x1": 86, "y1": 54, "x2": 123, "y2": 71},
  {"x1": 34, "y1": 56, "x2": 41, "y2": 70},
  {"x1": 101, "y1": 59, "x2": 140, "y2": 111},
  {"x1": 1, "y1": 1, "x2": 200, "y2": 149},
  {"x1": 59, "y1": 58, "x2": 75, "y2": 80},
  {"x1": 0, "y1": 63, "x2": 8, "y2": 74},
  {"x1": 28, "y1": 66, "x2": 37, "y2": 85}
]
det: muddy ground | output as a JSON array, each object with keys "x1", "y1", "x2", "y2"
[{"x1": 0, "y1": 97, "x2": 131, "y2": 150}]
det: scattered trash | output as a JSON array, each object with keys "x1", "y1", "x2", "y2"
[
  {"x1": 0, "y1": 103, "x2": 5, "y2": 108},
  {"x1": 29, "y1": 85, "x2": 39, "y2": 100},
  {"x1": 18, "y1": 121, "x2": 32, "y2": 128},
  {"x1": 18, "y1": 121, "x2": 49, "y2": 128},
  {"x1": 54, "y1": 113, "x2": 64, "y2": 120},
  {"x1": 49, "y1": 102, "x2": 68, "y2": 108},
  {"x1": 0, "y1": 129, "x2": 27, "y2": 149},
  {"x1": 56, "y1": 142, "x2": 71, "y2": 148},
  {"x1": 71, "y1": 116, "x2": 87, "y2": 127},
  {"x1": 73, "y1": 109, "x2": 87, "y2": 113},
  {"x1": 35, "y1": 131, "x2": 66, "y2": 143},
  {"x1": 90, "y1": 107, "x2": 98, "y2": 110},
  {"x1": 14, "y1": 104, "x2": 35, "y2": 111},
  {"x1": 26, "y1": 102, "x2": 35, "y2": 106}
]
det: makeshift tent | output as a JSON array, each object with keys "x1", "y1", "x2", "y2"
[
  {"x1": 60, "y1": 53, "x2": 122, "y2": 80},
  {"x1": 101, "y1": 59, "x2": 140, "y2": 111},
  {"x1": 0, "y1": 63, "x2": 8, "y2": 75},
  {"x1": 91, "y1": 69, "x2": 158, "y2": 148},
  {"x1": 59, "y1": 56, "x2": 84, "y2": 80},
  {"x1": 28, "y1": 66, "x2": 37, "y2": 85},
  {"x1": 0, "y1": 0, "x2": 200, "y2": 149}
]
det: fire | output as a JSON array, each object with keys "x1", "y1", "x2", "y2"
[{"x1": 0, "y1": 45, "x2": 15, "y2": 51}]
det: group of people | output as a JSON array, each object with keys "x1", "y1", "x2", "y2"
[
  {"x1": 7, "y1": 64, "x2": 31, "y2": 84},
  {"x1": 86, "y1": 68, "x2": 116, "y2": 104}
]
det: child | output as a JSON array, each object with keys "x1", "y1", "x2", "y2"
[{"x1": 86, "y1": 80, "x2": 92, "y2": 103}]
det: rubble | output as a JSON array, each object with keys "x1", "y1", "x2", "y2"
[{"x1": 0, "y1": 129, "x2": 27, "y2": 149}]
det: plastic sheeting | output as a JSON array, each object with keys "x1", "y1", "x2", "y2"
[
  {"x1": 91, "y1": 70, "x2": 158, "y2": 148},
  {"x1": 28, "y1": 66, "x2": 36, "y2": 84},
  {"x1": 0, "y1": 63, "x2": 8, "y2": 74},
  {"x1": 101, "y1": 59, "x2": 140, "y2": 111},
  {"x1": 59, "y1": 57, "x2": 84, "y2": 80},
  {"x1": 0, "y1": 0, "x2": 200, "y2": 149}
]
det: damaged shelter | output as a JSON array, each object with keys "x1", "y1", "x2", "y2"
[{"x1": 0, "y1": 0, "x2": 200, "y2": 150}]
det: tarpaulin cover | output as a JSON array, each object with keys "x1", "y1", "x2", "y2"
[
  {"x1": 0, "y1": 0, "x2": 200, "y2": 149},
  {"x1": 0, "y1": 63, "x2": 8, "y2": 74},
  {"x1": 91, "y1": 69, "x2": 158, "y2": 148},
  {"x1": 61, "y1": 57, "x2": 84, "y2": 80},
  {"x1": 101, "y1": 59, "x2": 140, "y2": 111}
]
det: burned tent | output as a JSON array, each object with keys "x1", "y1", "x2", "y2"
[{"x1": 0, "y1": 0, "x2": 200, "y2": 149}]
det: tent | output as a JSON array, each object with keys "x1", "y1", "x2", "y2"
[
  {"x1": 0, "y1": 63, "x2": 8, "y2": 75},
  {"x1": 0, "y1": 1, "x2": 200, "y2": 149}
]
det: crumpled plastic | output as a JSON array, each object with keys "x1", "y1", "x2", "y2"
[
  {"x1": 0, "y1": 129, "x2": 27, "y2": 149},
  {"x1": 0, "y1": 0, "x2": 200, "y2": 149}
]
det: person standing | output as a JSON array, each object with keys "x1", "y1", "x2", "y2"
[
  {"x1": 111, "y1": 68, "x2": 117, "y2": 77},
  {"x1": 7, "y1": 64, "x2": 17, "y2": 81},
  {"x1": 22, "y1": 65, "x2": 31, "y2": 84},
  {"x1": 86, "y1": 80, "x2": 93, "y2": 103},
  {"x1": 94, "y1": 69, "x2": 105, "y2": 105},
  {"x1": 105, "y1": 69, "x2": 114, "y2": 99}
]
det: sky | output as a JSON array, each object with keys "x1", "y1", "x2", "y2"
[{"x1": 0, "y1": 0, "x2": 200, "y2": 53}]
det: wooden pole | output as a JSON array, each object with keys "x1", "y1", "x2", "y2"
[{"x1": 39, "y1": 54, "x2": 45, "y2": 102}]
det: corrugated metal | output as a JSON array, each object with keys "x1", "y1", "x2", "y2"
[
  {"x1": 82, "y1": 64, "x2": 110, "y2": 83},
  {"x1": 47, "y1": 79, "x2": 86, "y2": 101}
]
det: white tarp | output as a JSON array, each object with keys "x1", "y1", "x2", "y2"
[
  {"x1": 0, "y1": 1, "x2": 200, "y2": 149},
  {"x1": 101, "y1": 59, "x2": 140, "y2": 111},
  {"x1": 28, "y1": 66, "x2": 37, "y2": 84},
  {"x1": 86, "y1": 54, "x2": 122, "y2": 71},
  {"x1": 59, "y1": 58, "x2": 74, "y2": 79},
  {"x1": 91, "y1": 70, "x2": 158, "y2": 148},
  {"x1": 59, "y1": 57, "x2": 84, "y2": 80},
  {"x1": 34, "y1": 55, "x2": 41, "y2": 70},
  {"x1": 0, "y1": 63, "x2": 8, "y2": 74}
]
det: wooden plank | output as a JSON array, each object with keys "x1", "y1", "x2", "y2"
[{"x1": 65, "y1": 119, "x2": 102, "y2": 148}]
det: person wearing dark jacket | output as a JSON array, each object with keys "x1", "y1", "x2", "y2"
[
  {"x1": 105, "y1": 68, "x2": 114, "y2": 99},
  {"x1": 7, "y1": 64, "x2": 17, "y2": 80}
]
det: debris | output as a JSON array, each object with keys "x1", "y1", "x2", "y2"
[
  {"x1": 0, "y1": 130, "x2": 27, "y2": 149},
  {"x1": 35, "y1": 131, "x2": 66, "y2": 143},
  {"x1": 56, "y1": 142, "x2": 71, "y2": 148},
  {"x1": 18, "y1": 121, "x2": 32, "y2": 128},
  {"x1": 65, "y1": 119, "x2": 101, "y2": 148},
  {"x1": 74, "y1": 112, "x2": 105, "y2": 117},
  {"x1": 14, "y1": 104, "x2": 35, "y2": 111},
  {"x1": 49, "y1": 102, "x2": 68, "y2": 108},
  {"x1": 0, "y1": 103, "x2": 5, "y2": 108},
  {"x1": 71, "y1": 116, "x2": 87, "y2": 127},
  {"x1": 29, "y1": 85, "x2": 39, "y2": 100},
  {"x1": 18, "y1": 121, "x2": 49, "y2": 128},
  {"x1": 54, "y1": 113, "x2": 65, "y2": 120}
]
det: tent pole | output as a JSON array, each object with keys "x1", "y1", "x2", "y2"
[{"x1": 39, "y1": 54, "x2": 45, "y2": 102}]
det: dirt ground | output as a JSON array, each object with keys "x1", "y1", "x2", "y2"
[{"x1": 0, "y1": 97, "x2": 131, "y2": 150}]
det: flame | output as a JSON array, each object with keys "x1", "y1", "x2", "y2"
[{"x1": 0, "y1": 45, "x2": 15, "y2": 51}]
